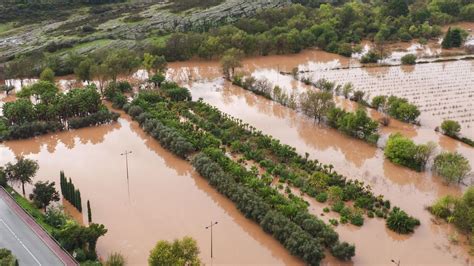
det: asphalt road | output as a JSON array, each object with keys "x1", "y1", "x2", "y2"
[{"x1": 0, "y1": 197, "x2": 64, "y2": 266}]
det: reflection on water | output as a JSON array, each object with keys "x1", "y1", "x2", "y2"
[{"x1": 0, "y1": 115, "x2": 302, "y2": 265}]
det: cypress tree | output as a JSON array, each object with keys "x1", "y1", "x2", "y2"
[
  {"x1": 60, "y1": 171, "x2": 65, "y2": 195},
  {"x1": 87, "y1": 200, "x2": 92, "y2": 223},
  {"x1": 442, "y1": 27, "x2": 453, "y2": 48},
  {"x1": 76, "y1": 190, "x2": 82, "y2": 212}
]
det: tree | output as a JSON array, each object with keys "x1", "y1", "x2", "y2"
[
  {"x1": 0, "y1": 85, "x2": 15, "y2": 95},
  {"x1": 143, "y1": 53, "x2": 157, "y2": 75},
  {"x1": 105, "y1": 252, "x2": 125, "y2": 266},
  {"x1": 87, "y1": 200, "x2": 92, "y2": 223},
  {"x1": 75, "y1": 59, "x2": 94, "y2": 84},
  {"x1": 384, "y1": 133, "x2": 426, "y2": 171},
  {"x1": 29, "y1": 181, "x2": 60, "y2": 211},
  {"x1": 39, "y1": 68, "x2": 55, "y2": 83},
  {"x1": 401, "y1": 54, "x2": 417, "y2": 65},
  {"x1": 148, "y1": 236, "x2": 201, "y2": 266},
  {"x1": 5, "y1": 157, "x2": 39, "y2": 196},
  {"x1": 0, "y1": 248, "x2": 18, "y2": 265},
  {"x1": 441, "y1": 120, "x2": 461, "y2": 137},
  {"x1": 299, "y1": 90, "x2": 335, "y2": 123},
  {"x1": 3, "y1": 98, "x2": 36, "y2": 125},
  {"x1": 220, "y1": 48, "x2": 244, "y2": 79},
  {"x1": 433, "y1": 152, "x2": 471, "y2": 184},
  {"x1": 442, "y1": 27, "x2": 465, "y2": 48}
]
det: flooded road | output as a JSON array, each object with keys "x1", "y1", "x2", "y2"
[{"x1": 0, "y1": 113, "x2": 303, "y2": 265}]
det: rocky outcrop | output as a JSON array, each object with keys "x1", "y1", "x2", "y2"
[{"x1": 0, "y1": 0, "x2": 291, "y2": 62}]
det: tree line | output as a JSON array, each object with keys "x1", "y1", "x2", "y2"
[
  {"x1": 60, "y1": 171, "x2": 83, "y2": 212},
  {"x1": 0, "y1": 80, "x2": 119, "y2": 141}
]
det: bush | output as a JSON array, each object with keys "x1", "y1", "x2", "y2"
[
  {"x1": 384, "y1": 133, "x2": 434, "y2": 171},
  {"x1": 401, "y1": 54, "x2": 416, "y2": 65},
  {"x1": 441, "y1": 120, "x2": 461, "y2": 137},
  {"x1": 330, "y1": 242, "x2": 355, "y2": 261},
  {"x1": 433, "y1": 152, "x2": 471, "y2": 184},
  {"x1": 386, "y1": 207, "x2": 420, "y2": 234},
  {"x1": 360, "y1": 50, "x2": 380, "y2": 63},
  {"x1": 316, "y1": 192, "x2": 328, "y2": 203},
  {"x1": 128, "y1": 106, "x2": 144, "y2": 118},
  {"x1": 386, "y1": 96, "x2": 420, "y2": 123}
]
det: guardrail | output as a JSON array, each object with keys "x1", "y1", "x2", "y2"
[{"x1": 0, "y1": 186, "x2": 79, "y2": 266}]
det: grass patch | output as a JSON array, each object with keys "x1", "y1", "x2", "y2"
[
  {"x1": 0, "y1": 22, "x2": 14, "y2": 34},
  {"x1": 4, "y1": 186, "x2": 55, "y2": 234}
]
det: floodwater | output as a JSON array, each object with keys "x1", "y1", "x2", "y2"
[
  {"x1": 0, "y1": 112, "x2": 303, "y2": 265},
  {"x1": 1, "y1": 47, "x2": 473, "y2": 265},
  {"x1": 165, "y1": 52, "x2": 474, "y2": 265}
]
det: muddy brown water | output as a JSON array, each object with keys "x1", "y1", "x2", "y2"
[
  {"x1": 1, "y1": 48, "x2": 473, "y2": 265},
  {"x1": 165, "y1": 53, "x2": 474, "y2": 265},
  {"x1": 0, "y1": 114, "x2": 304, "y2": 265}
]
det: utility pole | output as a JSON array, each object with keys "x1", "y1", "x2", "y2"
[
  {"x1": 205, "y1": 221, "x2": 218, "y2": 259},
  {"x1": 120, "y1": 150, "x2": 132, "y2": 181}
]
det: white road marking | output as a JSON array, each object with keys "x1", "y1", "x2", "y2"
[{"x1": 0, "y1": 218, "x2": 42, "y2": 266}]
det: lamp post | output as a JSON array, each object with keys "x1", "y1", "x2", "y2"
[{"x1": 205, "y1": 221, "x2": 218, "y2": 259}]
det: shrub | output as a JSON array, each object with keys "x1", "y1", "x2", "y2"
[
  {"x1": 360, "y1": 50, "x2": 380, "y2": 63},
  {"x1": 386, "y1": 96, "x2": 420, "y2": 123},
  {"x1": 386, "y1": 207, "x2": 420, "y2": 234},
  {"x1": 128, "y1": 106, "x2": 144, "y2": 118},
  {"x1": 401, "y1": 54, "x2": 417, "y2": 65},
  {"x1": 316, "y1": 192, "x2": 328, "y2": 203},
  {"x1": 441, "y1": 120, "x2": 461, "y2": 138},
  {"x1": 384, "y1": 133, "x2": 434, "y2": 171},
  {"x1": 433, "y1": 152, "x2": 471, "y2": 184},
  {"x1": 330, "y1": 242, "x2": 355, "y2": 261}
]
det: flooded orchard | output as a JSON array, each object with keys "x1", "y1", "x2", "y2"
[
  {"x1": 0, "y1": 113, "x2": 303, "y2": 265},
  {"x1": 165, "y1": 51, "x2": 474, "y2": 265}
]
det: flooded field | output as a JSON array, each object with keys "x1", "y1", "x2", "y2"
[
  {"x1": 177, "y1": 78, "x2": 473, "y2": 265},
  {"x1": 1, "y1": 46, "x2": 473, "y2": 265},
  {"x1": 0, "y1": 113, "x2": 302, "y2": 265}
]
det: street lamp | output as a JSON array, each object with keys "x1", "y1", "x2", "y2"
[{"x1": 205, "y1": 221, "x2": 218, "y2": 259}]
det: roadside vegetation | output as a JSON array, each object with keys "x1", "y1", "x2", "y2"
[
  {"x1": 0, "y1": 159, "x2": 107, "y2": 264},
  {"x1": 0, "y1": 248, "x2": 18, "y2": 266}
]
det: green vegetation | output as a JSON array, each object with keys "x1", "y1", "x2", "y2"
[
  {"x1": 442, "y1": 27, "x2": 467, "y2": 48},
  {"x1": 433, "y1": 152, "x2": 471, "y2": 184},
  {"x1": 384, "y1": 133, "x2": 436, "y2": 171},
  {"x1": 327, "y1": 108, "x2": 380, "y2": 144},
  {"x1": 401, "y1": 54, "x2": 417, "y2": 65},
  {"x1": 0, "y1": 81, "x2": 119, "y2": 141},
  {"x1": 0, "y1": 248, "x2": 18, "y2": 266},
  {"x1": 60, "y1": 171, "x2": 83, "y2": 212},
  {"x1": 386, "y1": 207, "x2": 421, "y2": 234},
  {"x1": 4, "y1": 156, "x2": 39, "y2": 196},
  {"x1": 430, "y1": 187, "x2": 474, "y2": 251},
  {"x1": 440, "y1": 120, "x2": 474, "y2": 147},
  {"x1": 233, "y1": 75, "x2": 379, "y2": 144},
  {"x1": 29, "y1": 181, "x2": 60, "y2": 211},
  {"x1": 0, "y1": 165, "x2": 107, "y2": 263},
  {"x1": 105, "y1": 252, "x2": 126, "y2": 266},
  {"x1": 148, "y1": 237, "x2": 201, "y2": 266},
  {"x1": 116, "y1": 80, "x2": 422, "y2": 262}
]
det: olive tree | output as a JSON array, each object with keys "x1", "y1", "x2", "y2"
[{"x1": 299, "y1": 90, "x2": 335, "y2": 123}]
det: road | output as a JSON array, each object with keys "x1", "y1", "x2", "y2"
[{"x1": 0, "y1": 189, "x2": 75, "y2": 266}]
